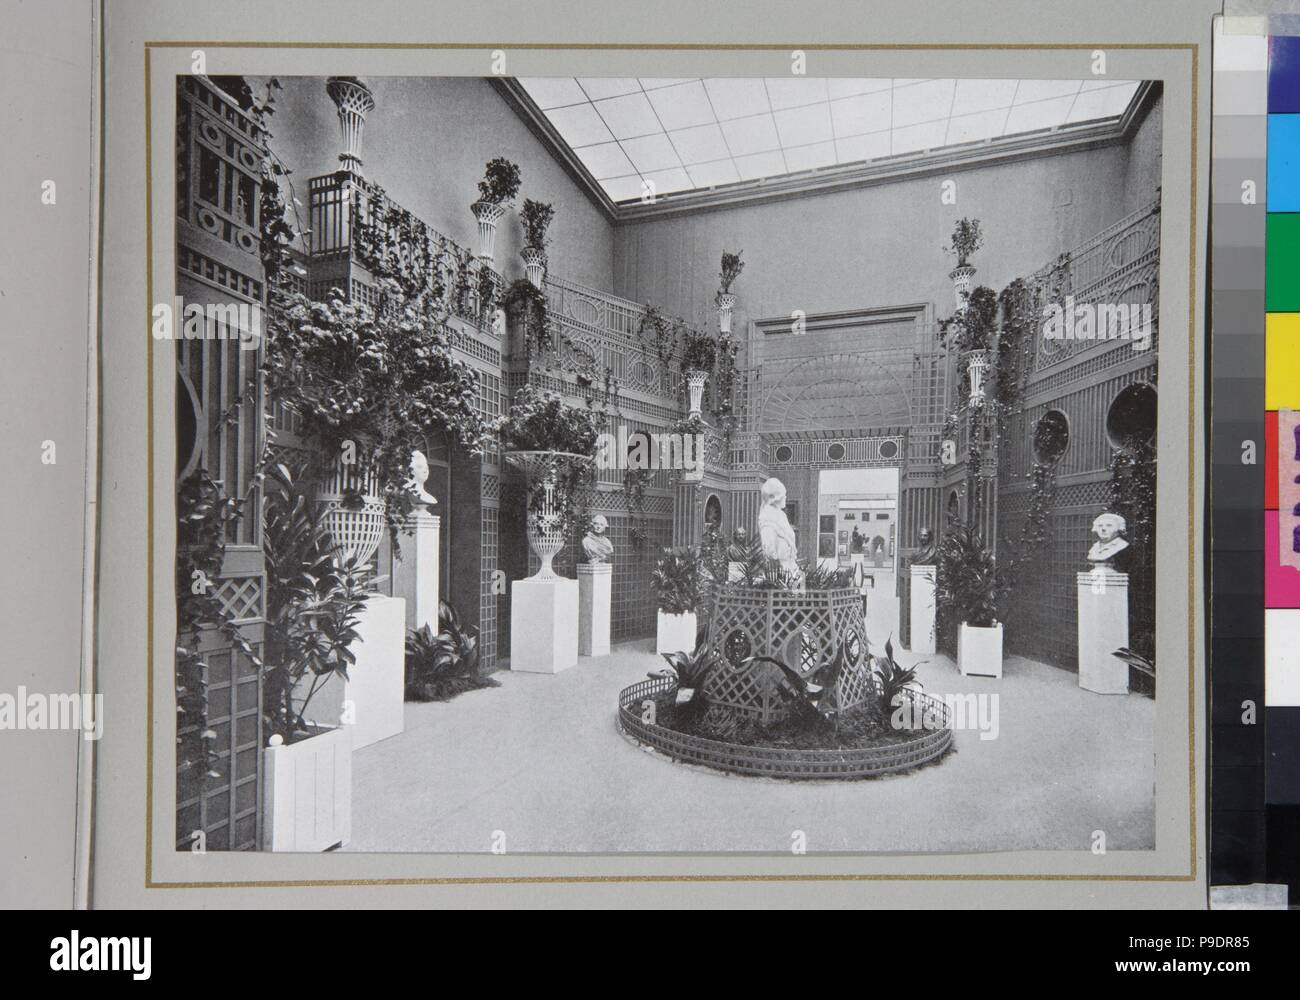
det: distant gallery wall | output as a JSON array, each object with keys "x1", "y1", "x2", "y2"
[{"x1": 612, "y1": 92, "x2": 1163, "y2": 343}]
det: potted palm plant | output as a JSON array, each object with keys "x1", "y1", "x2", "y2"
[
  {"x1": 944, "y1": 218, "x2": 983, "y2": 312},
  {"x1": 652, "y1": 547, "x2": 701, "y2": 654},
  {"x1": 716, "y1": 249, "x2": 744, "y2": 334},
  {"x1": 937, "y1": 523, "x2": 1009, "y2": 678},
  {"x1": 471, "y1": 157, "x2": 522, "y2": 262},
  {"x1": 519, "y1": 198, "x2": 554, "y2": 288},
  {"x1": 260, "y1": 463, "x2": 374, "y2": 852}
]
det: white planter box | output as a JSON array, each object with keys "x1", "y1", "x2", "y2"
[
  {"x1": 958, "y1": 621, "x2": 1003, "y2": 678},
  {"x1": 261, "y1": 725, "x2": 352, "y2": 852},
  {"x1": 656, "y1": 610, "x2": 698, "y2": 655}
]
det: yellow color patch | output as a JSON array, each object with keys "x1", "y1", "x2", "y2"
[{"x1": 1266, "y1": 313, "x2": 1300, "y2": 409}]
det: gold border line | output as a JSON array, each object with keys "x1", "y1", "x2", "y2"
[{"x1": 142, "y1": 41, "x2": 1200, "y2": 890}]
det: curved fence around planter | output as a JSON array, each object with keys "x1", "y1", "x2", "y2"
[{"x1": 617, "y1": 677, "x2": 954, "y2": 780}]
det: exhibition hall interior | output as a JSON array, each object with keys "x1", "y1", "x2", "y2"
[{"x1": 174, "y1": 72, "x2": 1161, "y2": 854}]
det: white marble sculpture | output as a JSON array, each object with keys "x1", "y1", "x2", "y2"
[
  {"x1": 581, "y1": 514, "x2": 615, "y2": 563},
  {"x1": 403, "y1": 450, "x2": 438, "y2": 509},
  {"x1": 758, "y1": 476, "x2": 802, "y2": 583},
  {"x1": 1086, "y1": 512, "x2": 1129, "y2": 569}
]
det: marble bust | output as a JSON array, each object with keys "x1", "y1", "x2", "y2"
[
  {"x1": 403, "y1": 450, "x2": 438, "y2": 509},
  {"x1": 757, "y1": 477, "x2": 801, "y2": 581},
  {"x1": 1086, "y1": 512, "x2": 1130, "y2": 570},
  {"x1": 582, "y1": 514, "x2": 614, "y2": 563},
  {"x1": 910, "y1": 527, "x2": 938, "y2": 566}
]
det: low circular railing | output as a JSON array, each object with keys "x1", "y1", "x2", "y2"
[{"x1": 617, "y1": 677, "x2": 954, "y2": 781}]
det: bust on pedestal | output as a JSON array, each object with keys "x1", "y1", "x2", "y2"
[
  {"x1": 392, "y1": 450, "x2": 441, "y2": 633},
  {"x1": 578, "y1": 515, "x2": 613, "y2": 657},
  {"x1": 727, "y1": 525, "x2": 748, "y2": 582},
  {"x1": 908, "y1": 528, "x2": 938, "y2": 655},
  {"x1": 1077, "y1": 512, "x2": 1131, "y2": 694}
]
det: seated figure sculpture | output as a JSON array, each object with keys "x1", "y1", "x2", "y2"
[{"x1": 758, "y1": 476, "x2": 803, "y2": 586}]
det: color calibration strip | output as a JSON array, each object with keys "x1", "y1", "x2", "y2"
[
  {"x1": 1214, "y1": 17, "x2": 1300, "y2": 886},
  {"x1": 1212, "y1": 18, "x2": 1269, "y2": 884},
  {"x1": 1263, "y1": 32, "x2": 1300, "y2": 808}
]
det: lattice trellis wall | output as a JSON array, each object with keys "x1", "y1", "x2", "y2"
[
  {"x1": 175, "y1": 75, "x2": 268, "y2": 853},
  {"x1": 998, "y1": 478, "x2": 1112, "y2": 667}
]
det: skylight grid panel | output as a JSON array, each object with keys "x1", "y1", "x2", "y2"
[
  {"x1": 669, "y1": 123, "x2": 731, "y2": 164},
  {"x1": 594, "y1": 91, "x2": 663, "y2": 140},
  {"x1": 646, "y1": 81, "x2": 716, "y2": 131},
  {"x1": 721, "y1": 113, "x2": 781, "y2": 155},
  {"x1": 546, "y1": 102, "x2": 615, "y2": 147},
  {"x1": 702, "y1": 77, "x2": 770, "y2": 120},
  {"x1": 830, "y1": 91, "x2": 891, "y2": 138}
]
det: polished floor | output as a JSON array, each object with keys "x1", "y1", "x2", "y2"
[{"x1": 344, "y1": 610, "x2": 1155, "y2": 855}]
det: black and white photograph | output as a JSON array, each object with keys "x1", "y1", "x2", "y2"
[{"x1": 169, "y1": 68, "x2": 1166, "y2": 857}]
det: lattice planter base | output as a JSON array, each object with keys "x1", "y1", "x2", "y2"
[{"x1": 617, "y1": 678, "x2": 954, "y2": 781}]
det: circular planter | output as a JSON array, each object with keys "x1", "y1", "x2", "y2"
[
  {"x1": 716, "y1": 292, "x2": 736, "y2": 334},
  {"x1": 471, "y1": 200, "x2": 508, "y2": 262},
  {"x1": 520, "y1": 246, "x2": 546, "y2": 288},
  {"x1": 617, "y1": 677, "x2": 953, "y2": 780},
  {"x1": 314, "y1": 455, "x2": 386, "y2": 565},
  {"x1": 504, "y1": 450, "x2": 592, "y2": 580}
]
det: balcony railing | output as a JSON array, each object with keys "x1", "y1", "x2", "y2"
[{"x1": 307, "y1": 171, "x2": 504, "y2": 330}]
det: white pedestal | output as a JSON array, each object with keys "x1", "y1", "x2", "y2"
[
  {"x1": 510, "y1": 577, "x2": 579, "y2": 673},
  {"x1": 392, "y1": 510, "x2": 440, "y2": 633},
  {"x1": 577, "y1": 563, "x2": 612, "y2": 657},
  {"x1": 656, "y1": 610, "x2": 698, "y2": 655},
  {"x1": 1077, "y1": 570, "x2": 1130, "y2": 694},
  {"x1": 909, "y1": 564, "x2": 937, "y2": 655},
  {"x1": 300, "y1": 594, "x2": 406, "y2": 751}
]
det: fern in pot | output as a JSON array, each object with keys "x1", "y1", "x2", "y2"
[
  {"x1": 652, "y1": 546, "x2": 701, "y2": 655},
  {"x1": 936, "y1": 523, "x2": 1010, "y2": 678}
]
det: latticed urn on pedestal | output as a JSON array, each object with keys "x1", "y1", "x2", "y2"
[
  {"x1": 471, "y1": 200, "x2": 508, "y2": 262},
  {"x1": 504, "y1": 450, "x2": 591, "y2": 580},
  {"x1": 520, "y1": 246, "x2": 547, "y2": 287},
  {"x1": 314, "y1": 454, "x2": 387, "y2": 565}
]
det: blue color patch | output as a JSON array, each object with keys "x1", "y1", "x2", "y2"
[
  {"x1": 1268, "y1": 114, "x2": 1300, "y2": 211},
  {"x1": 1270, "y1": 36, "x2": 1300, "y2": 113}
]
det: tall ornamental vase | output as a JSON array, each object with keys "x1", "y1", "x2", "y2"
[
  {"x1": 716, "y1": 292, "x2": 736, "y2": 334},
  {"x1": 949, "y1": 263, "x2": 976, "y2": 312},
  {"x1": 505, "y1": 450, "x2": 591, "y2": 579},
  {"x1": 520, "y1": 246, "x2": 546, "y2": 288},
  {"x1": 685, "y1": 370, "x2": 708, "y2": 418},
  {"x1": 506, "y1": 449, "x2": 591, "y2": 674},
  {"x1": 963, "y1": 348, "x2": 990, "y2": 407},
  {"x1": 472, "y1": 200, "x2": 508, "y2": 262}
]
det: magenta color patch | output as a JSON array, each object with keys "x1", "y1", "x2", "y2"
[{"x1": 1267, "y1": 509, "x2": 1300, "y2": 607}]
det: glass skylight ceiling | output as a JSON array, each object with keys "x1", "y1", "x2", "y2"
[{"x1": 517, "y1": 78, "x2": 1142, "y2": 204}]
